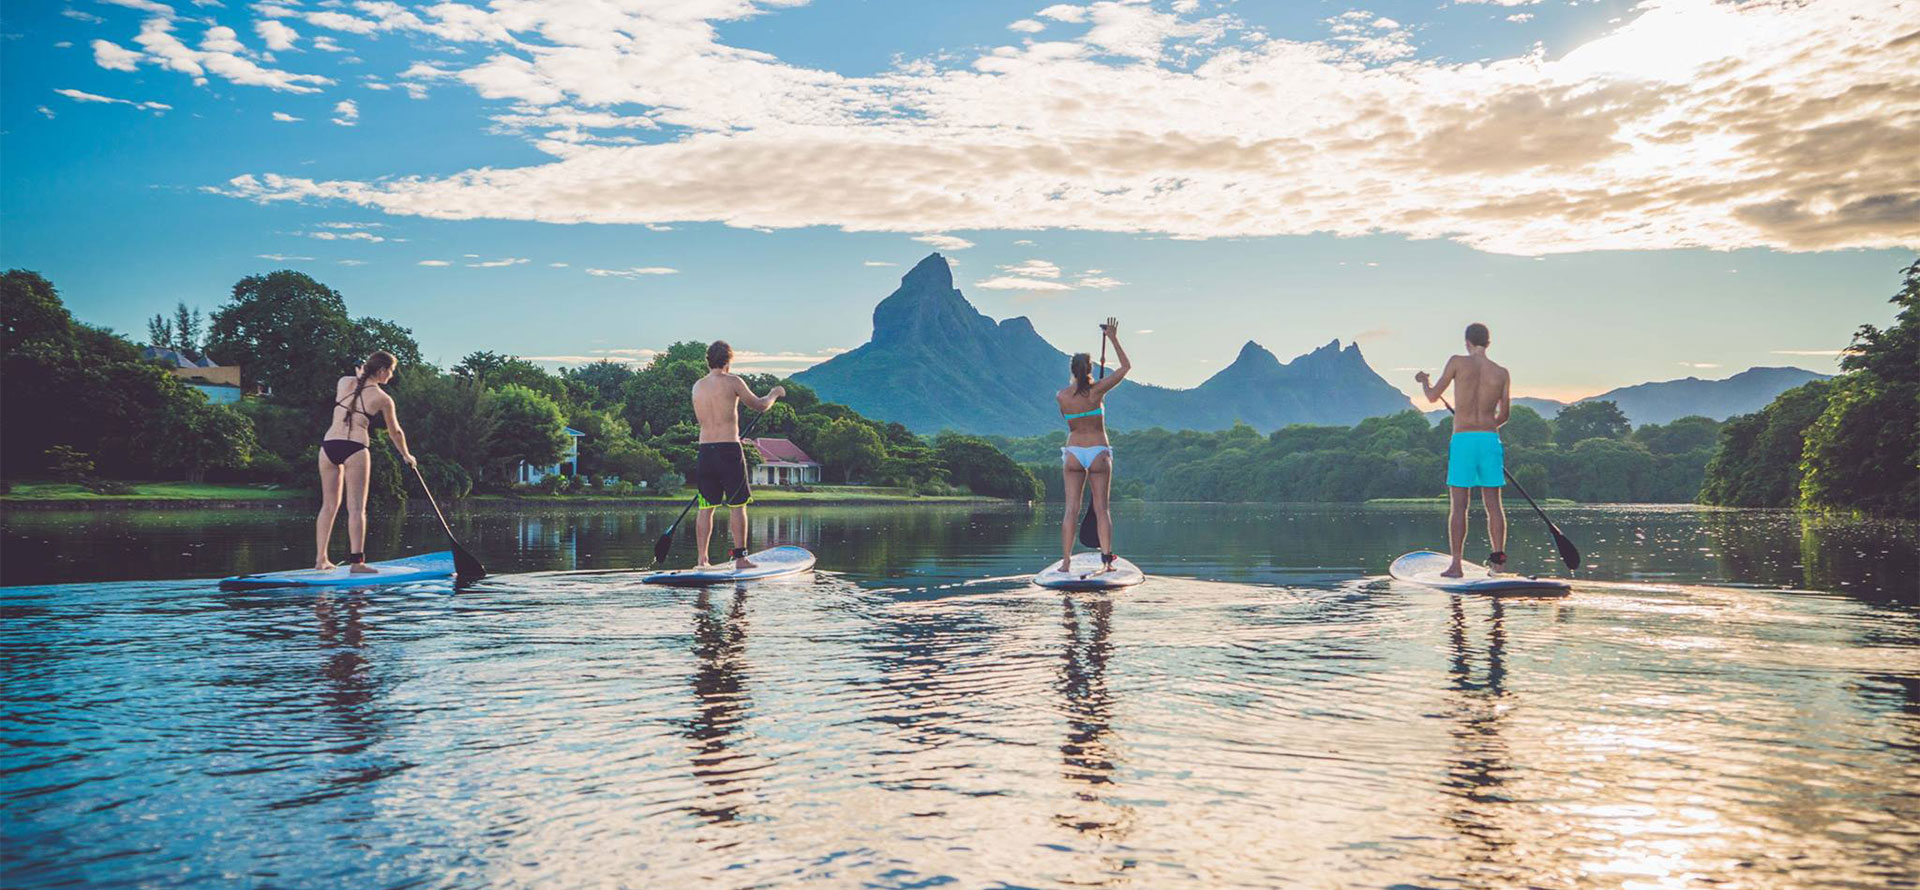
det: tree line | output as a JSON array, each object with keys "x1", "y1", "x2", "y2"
[
  {"x1": 988, "y1": 400, "x2": 1721, "y2": 504},
  {"x1": 0, "y1": 268, "x2": 1041, "y2": 502}
]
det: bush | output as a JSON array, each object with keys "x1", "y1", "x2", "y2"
[
  {"x1": 607, "y1": 480, "x2": 636, "y2": 496},
  {"x1": 45, "y1": 445, "x2": 94, "y2": 483},
  {"x1": 84, "y1": 477, "x2": 132, "y2": 495}
]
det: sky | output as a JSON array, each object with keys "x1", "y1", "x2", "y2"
[{"x1": 2, "y1": 0, "x2": 1915, "y2": 403}]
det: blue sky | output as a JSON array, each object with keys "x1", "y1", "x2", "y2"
[{"x1": 3, "y1": 0, "x2": 1914, "y2": 402}]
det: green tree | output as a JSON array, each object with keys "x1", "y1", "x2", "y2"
[
  {"x1": 1800, "y1": 259, "x2": 1919, "y2": 516},
  {"x1": 603, "y1": 440, "x2": 671, "y2": 486},
  {"x1": 205, "y1": 270, "x2": 359, "y2": 405},
  {"x1": 1503, "y1": 405, "x2": 1552, "y2": 447},
  {"x1": 1554, "y1": 400, "x2": 1630, "y2": 444},
  {"x1": 485, "y1": 384, "x2": 569, "y2": 480},
  {"x1": 564, "y1": 360, "x2": 635, "y2": 409},
  {"x1": 1635, "y1": 415, "x2": 1721, "y2": 455},
  {"x1": 1699, "y1": 382, "x2": 1831, "y2": 507},
  {"x1": 153, "y1": 402, "x2": 257, "y2": 482},
  {"x1": 934, "y1": 432, "x2": 1043, "y2": 500},
  {"x1": 813, "y1": 419, "x2": 886, "y2": 482}
]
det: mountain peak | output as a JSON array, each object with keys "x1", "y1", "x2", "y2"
[
  {"x1": 1231, "y1": 340, "x2": 1281, "y2": 368},
  {"x1": 902, "y1": 252, "x2": 952, "y2": 290}
]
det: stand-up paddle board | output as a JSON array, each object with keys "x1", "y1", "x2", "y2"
[
  {"x1": 220, "y1": 551, "x2": 456, "y2": 591},
  {"x1": 1389, "y1": 550, "x2": 1571, "y2": 596},
  {"x1": 640, "y1": 545, "x2": 816, "y2": 587},
  {"x1": 1035, "y1": 552, "x2": 1145, "y2": 591}
]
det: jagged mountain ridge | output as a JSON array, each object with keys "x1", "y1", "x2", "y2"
[
  {"x1": 794, "y1": 254, "x2": 1416, "y2": 436},
  {"x1": 1442, "y1": 367, "x2": 1833, "y2": 427}
]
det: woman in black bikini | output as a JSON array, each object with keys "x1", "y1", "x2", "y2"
[{"x1": 316, "y1": 351, "x2": 416, "y2": 572}]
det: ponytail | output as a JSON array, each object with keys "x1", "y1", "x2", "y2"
[{"x1": 1071, "y1": 353, "x2": 1093, "y2": 396}]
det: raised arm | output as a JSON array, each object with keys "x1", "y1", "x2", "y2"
[
  {"x1": 1416, "y1": 357, "x2": 1458, "y2": 404},
  {"x1": 1091, "y1": 318, "x2": 1130, "y2": 395},
  {"x1": 733, "y1": 375, "x2": 786, "y2": 413}
]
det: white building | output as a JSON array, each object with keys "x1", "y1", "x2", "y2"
[
  {"x1": 749, "y1": 437, "x2": 822, "y2": 486},
  {"x1": 516, "y1": 427, "x2": 584, "y2": 484}
]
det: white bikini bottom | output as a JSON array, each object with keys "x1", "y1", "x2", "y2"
[{"x1": 1061, "y1": 445, "x2": 1113, "y2": 469}]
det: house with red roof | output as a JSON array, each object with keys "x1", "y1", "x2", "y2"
[{"x1": 749, "y1": 437, "x2": 822, "y2": 486}]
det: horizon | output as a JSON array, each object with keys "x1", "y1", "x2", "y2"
[{"x1": 4, "y1": 0, "x2": 1914, "y2": 405}]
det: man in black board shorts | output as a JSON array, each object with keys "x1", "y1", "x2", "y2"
[{"x1": 690, "y1": 340, "x2": 784, "y2": 570}]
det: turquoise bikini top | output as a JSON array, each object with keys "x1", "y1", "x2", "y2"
[{"x1": 1062, "y1": 406, "x2": 1104, "y2": 420}]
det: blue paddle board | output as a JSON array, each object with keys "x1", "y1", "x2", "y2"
[
  {"x1": 640, "y1": 545, "x2": 817, "y2": 586},
  {"x1": 219, "y1": 551, "x2": 456, "y2": 591},
  {"x1": 1035, "y1": 552, "x2": 1145, "y2": 591},
  {"x1": 1389, "y1": 550, "x2": 1571, "y2": 595}
]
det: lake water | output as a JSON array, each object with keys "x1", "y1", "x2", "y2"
[{"x1": 3, "y1": 503, "x2": 1916, "y2": 889}]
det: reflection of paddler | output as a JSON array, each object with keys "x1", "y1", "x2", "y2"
[
  {"x1": 685, "y1": 588, "x2": 756, "y2": 825},
  {"x1": 1054, "y1": 595, "x2": 1133, "y2": 843},
  {"x1": 1438, "y1": 597, "x2": 1519, "y2": 881}
]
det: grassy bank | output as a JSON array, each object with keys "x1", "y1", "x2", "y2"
[
  {"x1": 2, "y1": 481, "x2": 300, "y2": 503},
  {"x1": 1365, "y1": 496, "x2": 1580, "y2": 506},
  {"x1": 469, "y1": 485, "x2": 1001, "y2": 506}
]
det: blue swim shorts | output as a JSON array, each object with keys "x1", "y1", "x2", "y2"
[{"x1": 1447, "y1": 431, "x2": 1505, "y2": 489}]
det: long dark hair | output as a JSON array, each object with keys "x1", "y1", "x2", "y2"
[
  {"x1": 1070, "y1": 352, "x2": 1093, "y2": 396},
  {"x1": 343, "y1": 351, "x2": 397, "y2": 427}
]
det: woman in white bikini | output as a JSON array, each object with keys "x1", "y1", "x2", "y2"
[
  {"x1": 1056, "y1": 318, "x2": 1130, "y2": 573},
  {"x1": 315, "y1": 350, "x2": 416, "y2": 572}
]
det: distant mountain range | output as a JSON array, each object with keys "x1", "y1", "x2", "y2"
[
  {"x1": 800, "y1": 254, "x2": 1833, "y2": 435},
  {"x1": 795, "y1": 254, "x2": 1414, "y2": 436},
  {"x1": 1447, "y1": 367, "x2": 1832, "y2": 426}
]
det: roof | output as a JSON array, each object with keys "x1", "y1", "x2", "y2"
[
  {"x1": 141, "y1": 346, "x2": 217, "y2": 368},
  {"x1": 751, "y1": 437, "x2": 817, "y2": 464},
  {"x1": 562, "y1": 427, "x2": 585, "y2": 437}
]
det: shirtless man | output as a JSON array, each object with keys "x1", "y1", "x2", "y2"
[
  {"x1": 1416, "y1": 323, "x2": 1511, "y2": 577},
  {"x1": 690, "y1": 340, "x2": 784, "y2": 570}
]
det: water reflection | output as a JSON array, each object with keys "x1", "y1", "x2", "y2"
[
  {"x1": 1438, "y1": 597, "x2": 1518, "y2": 887},
  {"x1": 684, "y1": 587, "x2": 759, "y2": 828}
]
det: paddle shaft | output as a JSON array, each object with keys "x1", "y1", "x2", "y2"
[
  {"x1": 399, "y1": 449, "x2": 486, "y2": 581},
  {"x1": 1077, "y1": 326, "x2": 1109, "y2": 549}
]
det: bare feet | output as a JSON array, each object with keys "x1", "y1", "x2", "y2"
[
  {"x1": 349, "y1": 563, "x2": 378, "y2": 574},
  {"x1": 315, "y1": 559, "x2": 336, "y2": 572},
  {"x1": 1440, "y1": 564, "x2": 1465, "y2": 578},
  {"x1": 693, "y1": 561, "x2": 715, "y2": 571},
  {"x1": 1058, "y1": 557, "x2": 1073, "y2": 573}
]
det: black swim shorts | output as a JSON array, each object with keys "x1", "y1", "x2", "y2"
[{"x1": 694, "y1": 441, "x2": 752, "y2": 510}]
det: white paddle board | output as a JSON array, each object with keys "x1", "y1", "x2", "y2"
[
  {"x1": 1035, "y1": 552, "x2": 1145, "y2": 591},
  {"x1": 641, "y1": 545, "x2": 817, "y2": 586},
  {"x1": 1389, "y1": 550, "x2": 1571, "y2": 596},
  {"x1": 220, "y1": 551, "x2": 455, "y2": 591}
]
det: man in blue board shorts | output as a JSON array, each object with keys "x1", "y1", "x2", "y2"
[{"x1": 1416, "y1": 323, "x2": 1512, "y2": 577}]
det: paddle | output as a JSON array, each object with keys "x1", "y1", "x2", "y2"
[
  {"x1": 651, "y1": 409, "x2": 768, "y2": 567},
  {"x1": 407, "y1": 461, "x2": 487, "y2": 583},
  {"x1": 1077, "y1": 323, "x2": 1108, "y2": 549},
  {"x1": 1439, "y1": 396, "x2": 1581, "y2": 570}
]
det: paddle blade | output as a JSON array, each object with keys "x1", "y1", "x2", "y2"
[
  {"x1": 651, "y1": 531, "x2": 675, "y2": 567},
  {"x1": 451, "y1": 541, "x2": 487, "y2": 583},
  {"x1": 1078, "y1": 502, "x2": 1100, "y2": 549},
  {"x1": 1552, "y1": 527, "x2": 1582, "y2": 570}
]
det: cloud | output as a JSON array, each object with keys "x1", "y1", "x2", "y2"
[
  {"x1": 208, "y1": 0, "x2": 1920, "y2": 255},
  {"x1": 91, "y1": 39, "x2": 142, "y2": 71},
  {"x1": 549, "y1": 261, "x2": 569, "y2": 267},
  {"x1": 271, "y1": 110, "x2": 301, "y2": 121},
  {"x1": 94, "y1": 16, "x2": 333, "y2": 93},
  {"x1": 1676, "y1": 361, "x2": 1722, "y2": 369},
  {"x1": 331, "y1": 98, "x2": 357, "y2": 126},
  {"x1": 53, "y1": 87, "x2": 171, "y2": 112},
  {"x1": 37, "y1": 105, "x2": 55, "y2": 118},
  {"x1": 585, "y1": 266, "x2": 678, "y2": 278},
  {"x1": 297, "y1": 229, "x2": 385, "y2": 241},
  {"x1": 998, "y1": 259, "x2": 1062, "y2": 278},
  {"x1": 337, "y1": 259, "x2": 368, "y2": 265},
  {"x1": 1770, "y1": 349, "x2": 1851, "y2": 356},
  {"x1": 974, "y1": 275, "x2": 1075, "y2": 291},
  {"x1": 255, "y1": 20, "x2": 299, "y2": 51},
  {"x1": 523, "y1": 347, "x2": 848, "y2": 373},
  {"x1": 311, "y1": 35, "x2": 345, "y2": 52},
  {"x1": 417, "y1": 259, "x2": 451, "y2": 266},
  {"x1": 913, "y1": 234, "x2": 975, "y2": 251},
  {"x1": 102, "y1": 0, "x2": 176, "y2": 16},
  {"x1": 256, "y1": 253, "x2": 314, "y2": 261},
  {"x1": 863, "y1": 260, "x2": 896, "y2": 266},
  {"x1": 1506, "y1": 14, "x2": 1534, "y2": 23},
  {"x1": 63, "y1": 9, "x2": 106, "y2": 24},
  {"x1": 466, "y1": 256, "x2": 528, "y2": 267}
]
